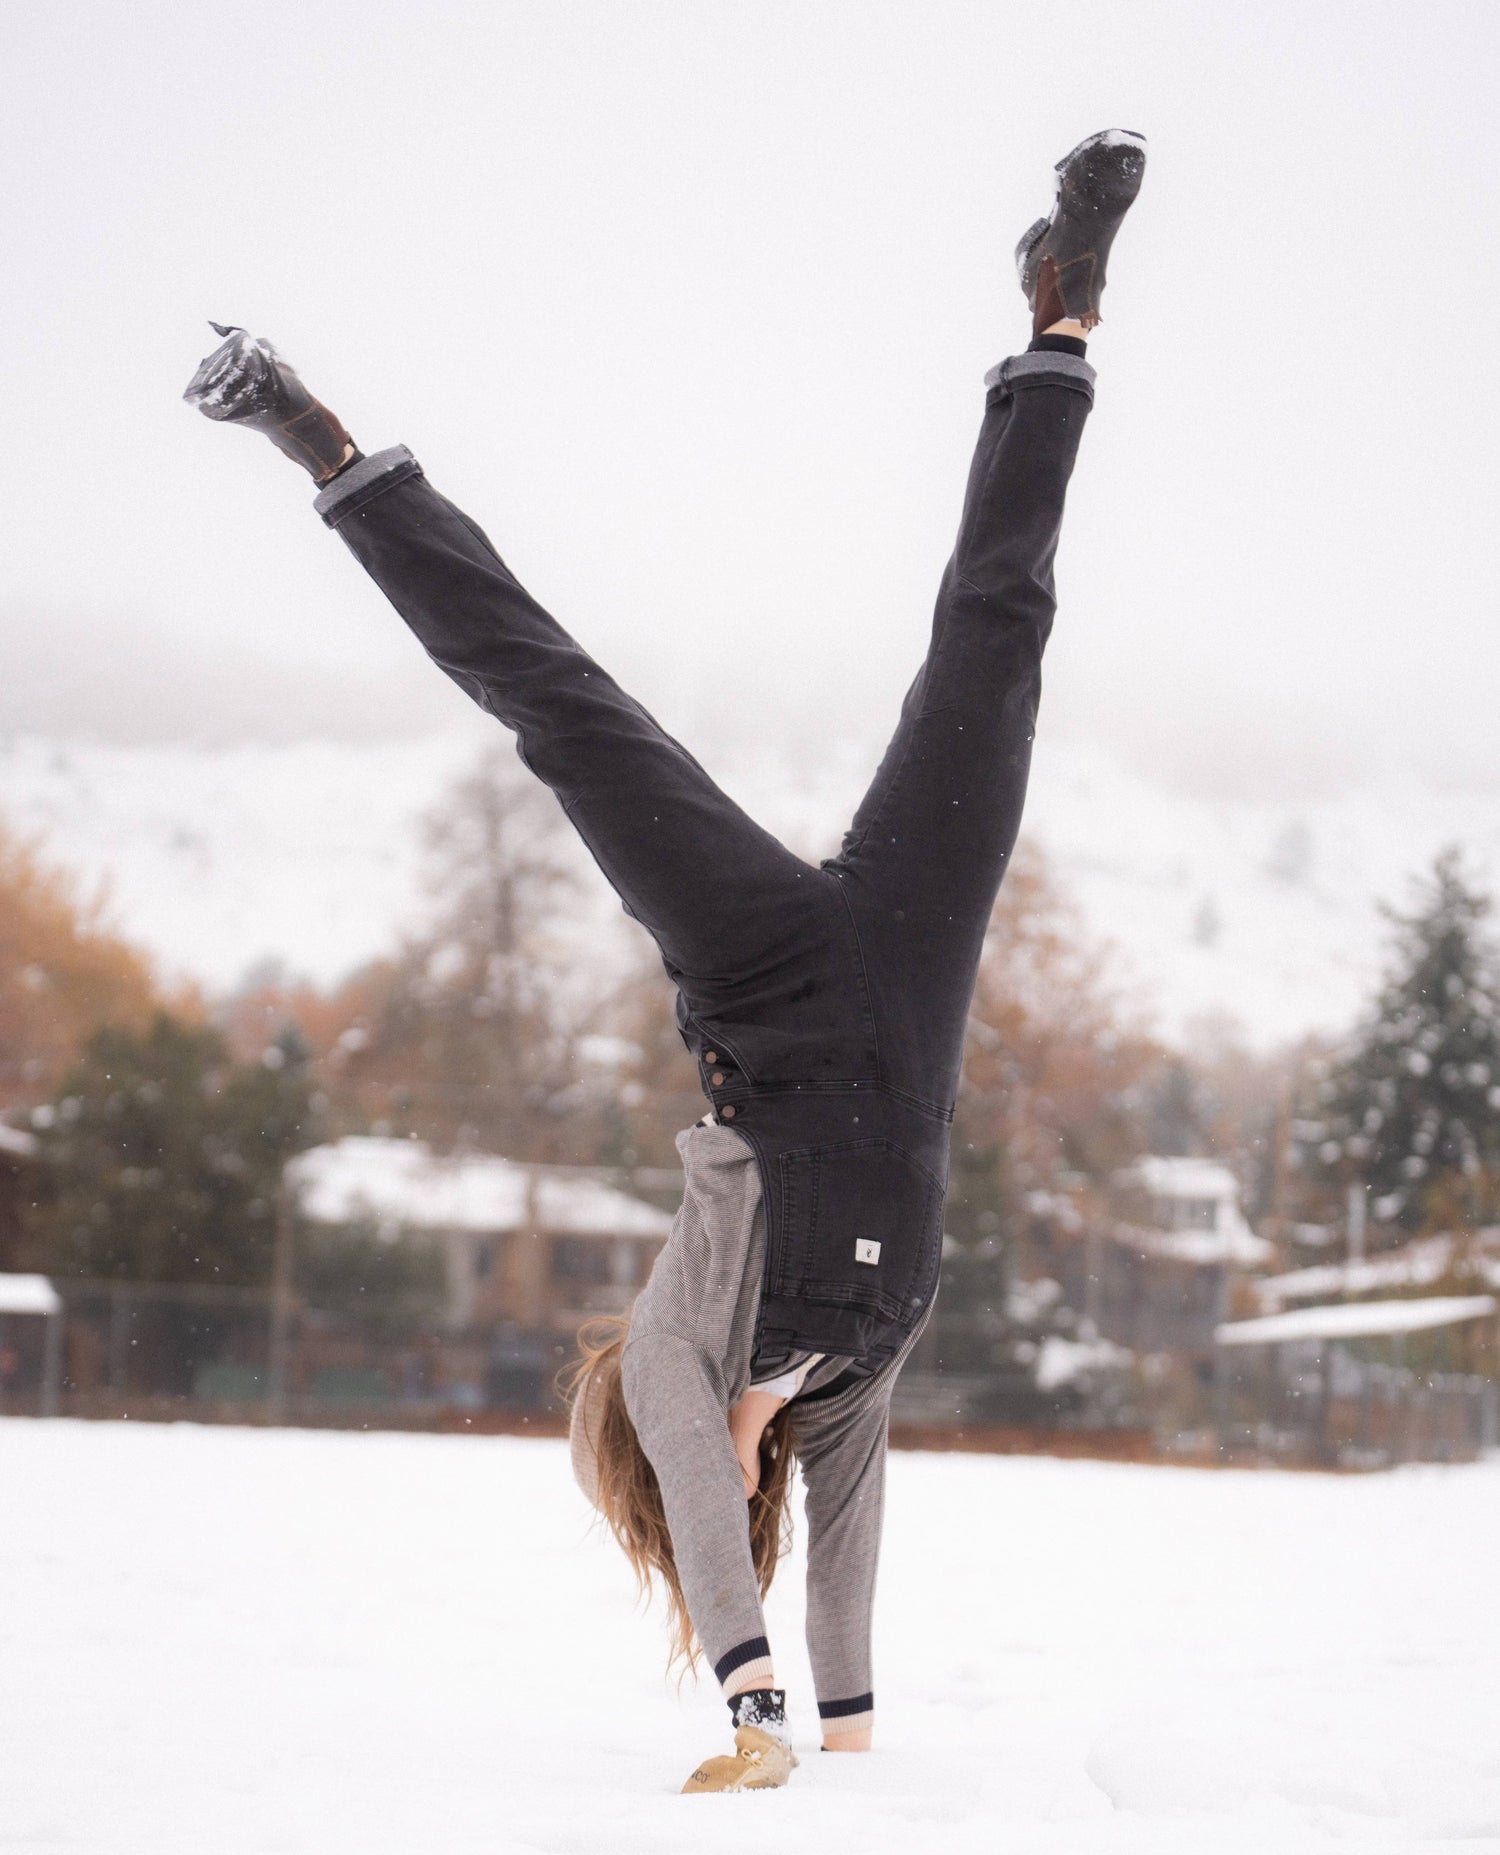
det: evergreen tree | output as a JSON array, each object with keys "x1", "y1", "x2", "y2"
[
  {"x1": 1297, "y1": 849, "x2": 1500, "y2": 1238},
  {"x1": 933, "y1": 1134, "x2": 1013, "y2": 1374},
  {"x1": 295, "y1": 1221, "x2": 447, "y2": 1336},
  {"x1": 1140, "y1": 1056, "x2": 1213, "y2": 1157},
  {"x1": 27, "y1": 1012, "x2": 320, "y2": 1283}
]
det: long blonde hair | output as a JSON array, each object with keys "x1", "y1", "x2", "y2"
[{"x1": 565, "y1": 1316, "x2": 796, "y2": 1674}]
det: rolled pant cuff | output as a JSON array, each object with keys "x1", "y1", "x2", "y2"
[
  {"x1": 714, "y1": 1635, "x2": 775, "y2": 1696},
  {"x1": 818, "y1": 1692, "x2": 875, "y2": 1736},
  {"x1": 984, "y1": 350, "x2": 1096, "y2": 400},
  {"x1": 314, "y1": 444, "x2": 423, "y2": 527}
]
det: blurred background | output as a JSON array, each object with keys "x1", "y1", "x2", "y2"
[
  {"x1": 6, "y1": 7, "x2": 1500, "y2": 1847},
  {"x1": 2, "y1": 0, "x2": 1499, "y2": 1463}
]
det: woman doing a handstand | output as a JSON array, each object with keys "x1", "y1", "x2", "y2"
[{"x1": 185, "y1": 129, "x2": 1147, "y2": 1793}]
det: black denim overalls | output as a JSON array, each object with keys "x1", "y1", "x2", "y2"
[{"x1": 315, "y1": 347, "x2": 1095, "y2": 1378}]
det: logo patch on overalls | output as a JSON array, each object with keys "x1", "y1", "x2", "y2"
[{"x1": 854, "y1": 1238, "x2": 881, "y2": 1266}]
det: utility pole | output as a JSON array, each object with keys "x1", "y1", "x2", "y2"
[
  {"x1": 1266, "y1": 1087, "x2": 1291, "y2": 1272},
  {"x1": 267, "y1": 1173, "x2": 295, "y2": 1422},
  {"x1": 1346, "y1": 1180, "x2": 1367, "y2": 1274}
]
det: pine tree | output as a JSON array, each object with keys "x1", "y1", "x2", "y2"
[
  {"x1": 1297, "y1": 849, "x2": 1500, "y2": 1238},
  {"x1": 26, "y1": 1012, "x2": 320, "y2": 1284},
  {"x1": 1140, "y1": 1056, "x2": 1214, "y2": 1157}
]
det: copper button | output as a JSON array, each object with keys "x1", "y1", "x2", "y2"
[
  {"x1": 703, "y1": 1051, "x2": 717, "y2": 1065},
  {"x1": 711, "y1": 1072, "x2": 725, "y2": 1086},
  {"x1": 720, "y1": 1104, "x2": 737, "y2": 1119}
]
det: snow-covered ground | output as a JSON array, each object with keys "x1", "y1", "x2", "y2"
[
  {"x1": 5, "y1": 730, "x2": 1500, "y2": 1047},
  {"x1": 3, "y1": 1419, "x2": 1497, "y2": 1853}
]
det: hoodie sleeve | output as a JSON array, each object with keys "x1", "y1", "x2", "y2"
[
  {"x1": 620, "y1": 1331, "x2": 775, "y2": 1694},
  {"x1": 791, "y1": 1388, "x2": 890, "y2": 1739}
]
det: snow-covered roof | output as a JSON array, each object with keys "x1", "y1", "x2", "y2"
[
  {"x1": 288, "y1": 1137, "x2": 674, "y2": 1240},
  {"x1": 1258, "y1": 1235, "x2": 1500, "y2": 1308},
  {"x1": 0, "y1": 1124, "x2": 39, "y2": 1160},
  {"x1": 0, "y1": 1273, "x2": 61, "y2": 1316},
  {"x1": 1216, "y1": 1295, "x2": 1497, "y2": 1346},
  {"x1": 1129, "y1": 1226, "x2": 1275, "y2": 1267},
  {"x1": 1129, "y1": 1156, "x2": 1241, "y2": 1201},
  {"x1": 1112, "y1": 1155, "x2": 1270, "y2": 1265}
]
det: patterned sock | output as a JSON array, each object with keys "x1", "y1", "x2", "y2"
[{"x1": 729, "y1": 1687, "x2": 789, "y2": 1743}]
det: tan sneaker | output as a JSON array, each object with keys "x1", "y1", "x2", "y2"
[{"x1": 681, "y1": 1724, "x2": 798, "y2": 1794}]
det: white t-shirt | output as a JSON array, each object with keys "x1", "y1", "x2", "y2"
[{"x1": 749, "y1": 1352, "x2": 825, "y2": 1401}]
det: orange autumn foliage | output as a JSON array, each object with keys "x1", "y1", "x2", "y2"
[
  {"x1": 960, "y1": 842, "x2": 1157, "y2": 1197},
  {"x1": 0, "y1": 817, "x2": 164, "y2": 1113}
]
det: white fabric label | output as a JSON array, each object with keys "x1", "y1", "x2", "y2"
[{"x1": 855, "y1": 1238, "x2": 881, "y2": 1266}]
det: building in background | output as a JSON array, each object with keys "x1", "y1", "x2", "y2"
[
  {"x1": 1098, "y1": 1156, "x2": 1272, "y2": 1357},
  {"x1": 0, "y1": 1270, "x2": 63, "y2": 1413},
  {"x1": 1018, "y1": 1155, "x2": 1272, "y2": 1365},
  {"x1": 1254, "y1": 1229, "x2": 1500, "y2": 1316},
  {"x1": 0, "y1": 1125, "x2": 40, "y2": 1272},
  {"x1": 1215, "y1": 1294, "x2": 1499, "y2": 1466},
  {"x1": 288, "y1": 1136, "x2": 676, "y2": 1406},
  {"x1": 291, "y1": 1136, "x2": 675, "y2": 1330}
]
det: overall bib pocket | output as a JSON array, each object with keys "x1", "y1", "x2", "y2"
[{"x1": 772, "y1": 1138, "x2": 945, "y2": 1325}]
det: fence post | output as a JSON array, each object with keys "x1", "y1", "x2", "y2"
[
  {"x1": 1212, "y1": 1342, "x2": 1228, "y2": 1460},
  {"x1": 108, "y1": 1288, "x2": 129, "y2": 1394},
  {"x1": 1311, "y1": 1340, "x2": 1336, "y2": 1468},
  {"x1": 41, "y1": 1306, "x2": 63, "y2": 1417},
  {"x1": 1355, "y1": 1354, "x2": 1371, "y2": 1458},
  {"x1": 1392, "y1": 1334, "x2": 1411, "y2": 1466}
]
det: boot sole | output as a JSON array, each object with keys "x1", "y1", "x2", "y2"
[
  {"x1": 1052, "y1": 128, "x2": 1148, "y2": 211},
  {"x1": 1018, "y1": 128, "x2": 1147, "y2": 321}
]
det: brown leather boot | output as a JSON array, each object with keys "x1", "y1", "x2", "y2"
[
  {"x1": 1016, "y1": 129, "x2": 1147, "y2": 333},
  {"x1": 183, "y1": 323, "x2": 357, "y2": 484},
  {"x1": 681, "y1": 1725, "x2": 798, "y2": 1793}
]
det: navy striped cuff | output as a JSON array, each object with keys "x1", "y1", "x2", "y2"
[
  {"x1": 714, "y1": 1635, "x2": 774, "y2": 1694},
  {"x1": 818, "y1": 1692, "x2": 875, "y2": 1734}
]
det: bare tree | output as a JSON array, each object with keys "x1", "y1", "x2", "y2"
[{"x1": 330, "y1": 748, "x2": 590, "y2": 1157}]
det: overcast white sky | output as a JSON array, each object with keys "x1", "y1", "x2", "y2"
[{"x1": 2, "y1": 0, "x2": 1497, "y2": 799}]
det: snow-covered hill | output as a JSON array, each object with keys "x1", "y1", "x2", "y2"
[{"x1": 4, "y1": 729, "x2": 1499, "y2": 1048}]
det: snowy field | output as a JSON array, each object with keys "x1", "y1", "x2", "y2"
[{"x1": 3, "y1": 1420, "x2": 1497, "y2": 1854}]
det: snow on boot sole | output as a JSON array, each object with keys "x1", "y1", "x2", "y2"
[
  {"x1": 183, "y1": 322, "x2": 355, "y2": 483},
  {"x1": 1017, "y1": 128, "x2": 1147, "y2": 331}
]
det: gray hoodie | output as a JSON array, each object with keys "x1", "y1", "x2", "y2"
[{"x1": 615, "y1": 1118, "x2": 921, "y2": 1738}]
